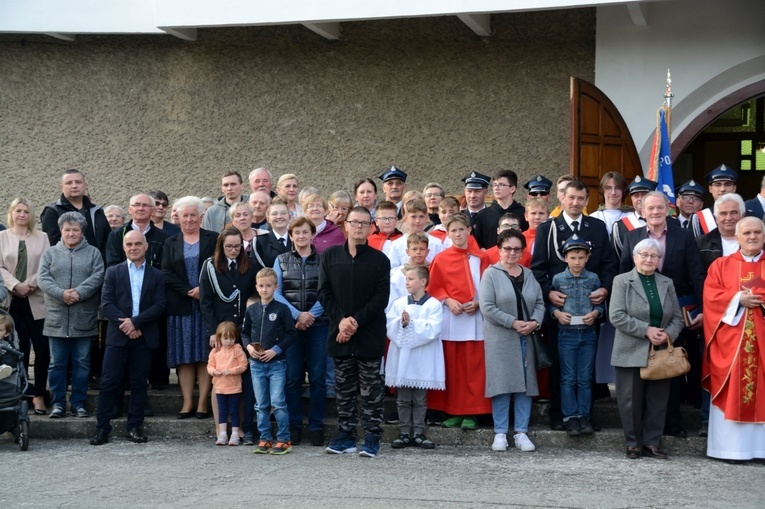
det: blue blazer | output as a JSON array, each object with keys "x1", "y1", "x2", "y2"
[
  {"x1": 745, "y1": 197, "x2": 765, "y2": 220},
  {"x1": 101, "y1": 262, "x2": 166, "y2": 349}
]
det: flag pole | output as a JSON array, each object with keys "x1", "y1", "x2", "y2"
[{"x1": 664, "y1": 69, "x2": 673, "y2": 138}]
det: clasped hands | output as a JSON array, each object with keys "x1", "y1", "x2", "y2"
[
  {"x1": 646, "y1": 326, "x2": 668, "y2": 346},
  {"x1": 336, "y1": 316, "x2": 358, "y2": 343},
  {"x1": 118, "y1": 318, "x2": 142, "y2": 339}
]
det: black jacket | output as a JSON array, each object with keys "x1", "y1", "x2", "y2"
[
  {"x1": 318, "y1": 242, "x2": 390, "y2": 358},
  {"x1": 161, "y1": 229, "x2": 218, "y2": 316},
  {"x1": 199, "y1": 258, "x2": 259, "y2": 337},
  {"x1": 472, "y1": 200, "x2": 528, "y2": 250},
  {"x1": 256, "y1": 231, "x2": 292, "y2": 268},
  {"x1": 105, "y1": 221, "x2": 168, "y2": 269},
  {"x1": 531, "y1": 214, "x2": 618, "y2": 304},
  {"x1": 696, "y1": 228, "x2": 723, "y2": 272},
  {"x1": 40, "y1": 194, "x2": 111, "y2": 260},
  {"x1": 241, "y1": 300, "x2": 296, "y2": 360}
]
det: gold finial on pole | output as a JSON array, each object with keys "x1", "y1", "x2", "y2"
[{"x1": 664, "y1": 68, "x2": 673, "y2": 108}]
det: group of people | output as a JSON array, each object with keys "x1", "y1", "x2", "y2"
[{"x1": 0, "y1": 162, "x2": 763, "y2": 462}]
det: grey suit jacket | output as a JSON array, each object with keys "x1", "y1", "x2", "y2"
[{"x1": 609, "y1": 268, "x2": 684, "y2": 368}]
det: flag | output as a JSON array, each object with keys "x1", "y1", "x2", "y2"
[{"x1": 647, "y1": 108, "x2": 675, "y2": 207}]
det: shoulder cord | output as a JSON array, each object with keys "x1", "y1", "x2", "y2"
[{"x1": 203, "y1": 258, "x2": 241, "y2": 304}]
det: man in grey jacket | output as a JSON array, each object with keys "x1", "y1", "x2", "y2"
[
  {"x1": 202, "y1": 171, "x2": 248, "y2": 233},
  {"x1": 38, "y1": 212, "x2": 105, "y2": 419}
]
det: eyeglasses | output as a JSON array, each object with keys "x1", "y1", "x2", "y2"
[
  {"x1": 348, "y1": 220, "x2": 372, "y2": 228},
  {"x1": 637, "y1": 252, "x2": 660, "y2": 260},
  {"x1": 501, "y1": 246, "x2": 523, "y2": 253},
  {"x1": 376, "y1": 217, "x2": 397, "y2": 223},
  {"x1": 423, "y1": 193, "x2": 443, "y2": 198},
  {"x1": 528, "y1": 191, "x2": 549, "y2": 197},
  {"x1": 499, "y1": 224, "x2": 520, "y2": 231},
  {"x1": 223, "y1": 244, "x2": 243, "y2": 250},
  {"x1": 492, "y1": 183, "x2": 511, "y2": 189},
  {"x1": 680, "y1": 195, "x2": 702, "y2": 203},
  {"x1": 154, "y1": 201, "x2": 169, "y2": 207},
  {"x1": 306, "y1": 203, "x2": 325, "y2": 210},
  {"x1": 130, "y1": 203, "x2": 153, "y2": 208}
]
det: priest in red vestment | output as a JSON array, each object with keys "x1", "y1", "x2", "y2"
[
  {"x1": 702, "y1": 216, "x2": 765, "y2": 460},
  {"x1": 427, "y1": 213, "x2": 491, "y2": 429}
]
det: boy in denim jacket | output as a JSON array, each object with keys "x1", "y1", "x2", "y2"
[{"x1": 549, "y1": 236, "x2": 603, "y2": 437}]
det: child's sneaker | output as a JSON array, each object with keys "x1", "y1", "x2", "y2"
[
  {"x1": 325, "y1": 433, "x2": 356, "y2": 454},
  {"x1": 0, "y1": 364, "x2": 12, "y2": 381},
  {"x1": 513, "y1": 432, "x2": 536, "y2": 452},
  {"x1": 269, "y1": 441, "x2": 292, "y2": 455},
  {"x1": 49, "y1": 405, "x2": 65, "y2": 419},
  {"x1": 391, "y1": 433, "x2": 411, "y2": 449},
  {"x1": 412, "y1": 433, "x2": 435, "y2": 449},
  {"x1": 228, "y1": 432, "x2": 240, "y2": 446},
  {"x1": 253, "y1": 440, "x2": 272, "y2": 454},
  {"x1": 216, "y1": 432, "x2": 228, "y2": 446},
  {"x1": 358, "y1": 435, "x2": 380, "y2": 458}
]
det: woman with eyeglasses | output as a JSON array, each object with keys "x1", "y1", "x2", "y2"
[
  {"x1": 304, "y1": 194, "x2": 345, "y2": 254},
  {"x1": 480, "y1": 229, "x2": 545, "y2": 452},
  {"x1": 162, "y1": 196, "x2": 218, "y2": 419},
  {"x1": 589, "y1": 172, "x2": 632, "y2": 240},
  {"x1": 199, "y1": 227, "x2": 259, "y2": 444},
  {"x1": 149, "y1": 190, "x2": 181, "y2": 236},
  {"x1": 610, "y1": 238, "x2": 683, "y2": 460}
]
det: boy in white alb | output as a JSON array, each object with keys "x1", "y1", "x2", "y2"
[
  {"x1": 388, "y1": 232, "x2": 430, "y2": 310},
  {"x1": 385, "y1": 265, "x2": 444, "y2": 449}
]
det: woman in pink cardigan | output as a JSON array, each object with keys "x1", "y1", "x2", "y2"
[{"x1": 0, "y1": 198, "x2": 51, "y2": 414}]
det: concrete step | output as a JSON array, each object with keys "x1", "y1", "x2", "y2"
[
  {"x1": 25, "y1": 414, "x2": 707, "y2": 456},
  {"x1": 78, "y1": 386, "x2": 706, "y2": 433}
]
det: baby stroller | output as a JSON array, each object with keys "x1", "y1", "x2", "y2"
[{"x1": 0, "y1": 310, "x2": 30, "y2": 451}]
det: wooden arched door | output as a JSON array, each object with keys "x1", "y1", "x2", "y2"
[{"x1": 570, "y1": 77, "x2": 642, "y2": 212}]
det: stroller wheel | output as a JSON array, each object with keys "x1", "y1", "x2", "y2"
[{"x1": 18, "y1": 419, "x2": 29, "y2": 451}]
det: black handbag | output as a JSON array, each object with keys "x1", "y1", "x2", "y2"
[{"x1": 507, "y1": 274, "x2": 552, "y2": 370}]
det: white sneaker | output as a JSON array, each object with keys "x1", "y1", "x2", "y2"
[
  {"x1": 491, "y1": 433, "x2": 508, "y2": 451},
  {"x1": 216, "y1": 432, "x2": 227, "y2": 446},
  {"x1": 0, "y1": 364, "x2": 12, "y2": 381},
  {"x1": 228, "y1": 432, "x2": 240, "y2": 446},
  {"x1": 514, "y1": 432, "x2": 536, "y2": 452}
]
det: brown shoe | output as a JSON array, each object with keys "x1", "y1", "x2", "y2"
[
  {"x1": 625, "y1": 446, "x2": 641, "y2": 459},
  {"x1": 642, "y1": 445, "x2": 667, "y2": 459}
]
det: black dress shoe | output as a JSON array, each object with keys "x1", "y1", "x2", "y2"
[
  {"x1": 290, "y1": 426, "x2": 302, "y2": 445},
  {"x1": 90, "y1": 431, "x2": 109, "y2": 446},
  {"x1": 127, "y1": 428, "x2": 148, "y2": 443},
  {"x1": 642, "y1": 445, "x2": 667, "y2": 459},
  {"x1": 625, "y1": 446, "x2": 641, "y2": 459},
  {"x1": 144, "y1": 403, "x2": 154, "y2": 417},
  {"x1": 195, "y1": 411, "x2": 210, "y2": 419},
  {"x1": 177, "y1": 411, "x2": 193, "y2": 419}
]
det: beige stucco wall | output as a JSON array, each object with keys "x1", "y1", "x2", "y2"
[{"x1": 0, "y1": 9, "x2": 594, "y2": 218}]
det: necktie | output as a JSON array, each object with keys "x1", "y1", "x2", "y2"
[
  {"x1": 571, "y1": 220, "x2": 579, "y2": 234},
  {"x1": 280, "y1": 237, "x2": 287, "y2": 247},
  {"x1": 683, "y1": 219, "x2": 690, "y2": 229},
  {"x1": 229, "y1": 261, "x2": 237, "y2": 272}
]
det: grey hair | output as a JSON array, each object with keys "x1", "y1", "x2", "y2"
[
  {"x1": 104, "y1": 205, "x2": 125, "y2": 217},
  {"x1": 248, "y1": 167, "x2": 273, "y2": 182},
  {"x1": 423, "y1": 182, "x2": 445, "y2": 196},
  {"x1": 200, "y1": 197, "x2": 215, "y2": 205},
  {"x1": 228, "y1": 202, "x2": 253, "y2": 220},
  {"x1": 713, "y1": 193, "x2": 745, "y2": 217},
  {"x1": 735, "y1": 216, "x2": 764, "y2": 236},
  {"x1": 632, "y1": 238, "x2": 662, "y2": 257},
  {"x1": 174, "y1": 196, "x2": 206, "y2": 215},
  {"x1": 643, "y1": 191, "x2": 669, "y2": 205},
  {"x1": 57, "y1": 211, "x2": 88, "y2": 231},
  {"x1": 130, "y1": 194, "x2": 155, "y2": 208}
]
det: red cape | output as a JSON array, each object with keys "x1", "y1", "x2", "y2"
[{"x1": 427, "y1": 246, "x2": 490, "y2": 303}]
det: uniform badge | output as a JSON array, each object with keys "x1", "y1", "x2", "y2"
[{"x1": 269, "y1": 313, "x2": 277, "y2": 321}]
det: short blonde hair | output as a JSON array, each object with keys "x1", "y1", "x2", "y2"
[
  {"x1": 7, "y1": 198, "x2": 37, "y2": 233},
  {"x1": 276, "y1": 173, "x2": 299, "y2": 188}
]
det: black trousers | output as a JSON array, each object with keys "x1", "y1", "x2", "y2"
[
  {"x1": 9, "y1": 297, "x2": 48, "y2": 397},
  {"x1": 148, "y1": 316, "x2": 170, "y2": 385},
  {"x1": 96, "y1": 339, "x2": 153, "y2": 433}
]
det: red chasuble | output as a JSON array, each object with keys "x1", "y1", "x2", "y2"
[
  {"x1": 702, "y1": 251, "x2": 765, "y2": 423},
  {"x1": 366, "y1": 229, "x2": 403, "y2": 252},
  {"x1": 427, "y1": 246, "x2": 490, "y2": 303}
]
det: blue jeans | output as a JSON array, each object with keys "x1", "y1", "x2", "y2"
[
  {"x1": 491, "y1": 336, "x2": 532, "y2": 433},
  {"x1": 558, "y1": 328, "x2": 597, "y2": 420},
  {"x1": 250, "y1": 359, "x2": 289, "y2": 442},
  {"x1": 285, "y1": 322, "x2": 328, "y2": 431},
  {"x1": 48, "y1": 337, "x2": 92, "y2": 410}
]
